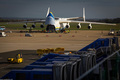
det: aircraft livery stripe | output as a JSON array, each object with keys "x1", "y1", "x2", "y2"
[{"x1": 48, "y1": 12, "x2": 54, "y2": 19}]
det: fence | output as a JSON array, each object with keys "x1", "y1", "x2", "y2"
[
  {"x1": 1, "y1": 37, "x2": 119, "y2": 80},
  {"x1": 76, "y1": 49, "x2": 120, "y2": 80}
]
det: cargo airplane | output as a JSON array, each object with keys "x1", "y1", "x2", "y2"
[{"x1": 23, "y1": 7, "x2": 116, "y2": 31}]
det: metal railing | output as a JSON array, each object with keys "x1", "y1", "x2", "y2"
[{"x1": 76, "y1": 49, "x2": 120, "y2": 80}]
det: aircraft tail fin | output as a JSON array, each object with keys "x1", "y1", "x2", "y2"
[
  {"x1": 46, "y1": 7, "x2": 50, "y2": 17},
  {"x1": 83, "y1": 8, "x2": 85, "y2": 22}
]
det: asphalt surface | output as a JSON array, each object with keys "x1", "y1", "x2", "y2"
[
  {"x1": 0, "y1": 50, "x2": 41, "y2": 78},
  {"x1": 0, "y1": 30, "x2": 120, "y2": 78}
]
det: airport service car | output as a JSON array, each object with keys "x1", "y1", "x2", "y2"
[
  {"x1": 0, "y1": 26, "x2": 5, "y2": 31},
  {"x1": 25, "y1": 33, "x2": 32, "y2": 37},
  {"x1": 0, "y1": 32, "x2": 6, "y2": 37}
]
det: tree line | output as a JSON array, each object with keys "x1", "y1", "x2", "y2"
[{"x1": 98, "y1": 18, "x2": 120, "y2": 23}]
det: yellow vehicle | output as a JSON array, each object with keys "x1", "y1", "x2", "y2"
[
  {"x1": 7, "y1": 54, "x2": 23, "y2": 64},
  {"x1": 65, "y1": 30, "x2": 70, "y2": 33},
  {"x1": 37, "y1": 47, "x2": 65, "y2": 55},
  {"x1": 54, "y1": 47, "x2": 64, "y2": 54},
  {"x1": 37, "y1": 48, "x2": 54, "y2": 55}
]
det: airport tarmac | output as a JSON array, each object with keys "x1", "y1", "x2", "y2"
[
  {"x1": 1, "y1": 30, "x2": 119, "y2": 53},
  {"x1": 0, "y1": 30, "x2": 120, "y2": 78}
]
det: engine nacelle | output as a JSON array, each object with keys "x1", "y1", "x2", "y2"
[
  {"x1": 66, "y1": 24, "x2": 70, "y2": 28},
  {"x1": 32, "y1": 24, "x2": 36, "y2": 28},
  {"x1": 88, "y1": 23, "x2": 92, "y2": 29},
  {"x1": 77, "y1": 23, "x2": 81, "y2": 29},
  {"x1": 88, "y1": 26, "x2": 92, "y2": 29},
  {"x1": 40, "y1": 24, "x2": 44, "y2": 28},
  {"x1": 23, "y1": 24, "x2": 27, "y2": 28}
]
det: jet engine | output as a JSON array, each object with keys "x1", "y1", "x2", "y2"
[
  {"x1": 32, "y1": 24, "x2": 36, "y2": 28},
  {"x1": 77, "y1": 23, "x2": 81, "y2": 29},
  {"x1": 66, "y1": 23, "x2": 70, "y2": 28},
  {"x1": 40, "y1": 24, "x2": 44, "y2": 28},
  {"x1": 23, "y1": 24, "x2": 27, "y2": 28},
  {"x1": 88, "y1": 23, "x2": 92, "y2": 29}
]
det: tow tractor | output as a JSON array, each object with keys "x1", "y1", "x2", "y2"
[{"x1": 7, "y1": 53, "x2": 23, "y2": 64}]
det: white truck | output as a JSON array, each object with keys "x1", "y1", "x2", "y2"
[{"x1": 0, "y1": 32, "x2": 6, "y2": 37}]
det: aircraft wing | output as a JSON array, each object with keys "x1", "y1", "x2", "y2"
[
  {"x1": 8, "y1": 20, "x2": 46, "y2": 24},
  {"x1": 59, "y1": 20, "x2": 116, "y2": 25},
  {"x1": 66, "y1": 17, "x2": 83, "y2": 20},
  {"x1": 22, "y1": 20, "x2": 46, "y2": 23},
  {"x1": 55, "y1": 17, "x2": 83, "y2": 20}
]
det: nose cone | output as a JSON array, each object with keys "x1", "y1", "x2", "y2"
[{"x1": 45, "y1": 12, "x2": 55, "y2": 25}]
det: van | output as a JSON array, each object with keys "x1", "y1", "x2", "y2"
[{"x1": 0, "y1": 32, "x2": 6, "y2": 37}]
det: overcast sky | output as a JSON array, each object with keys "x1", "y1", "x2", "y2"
[{"x1": 0, "y1": 0, "x2": 120, "y2": 19}]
